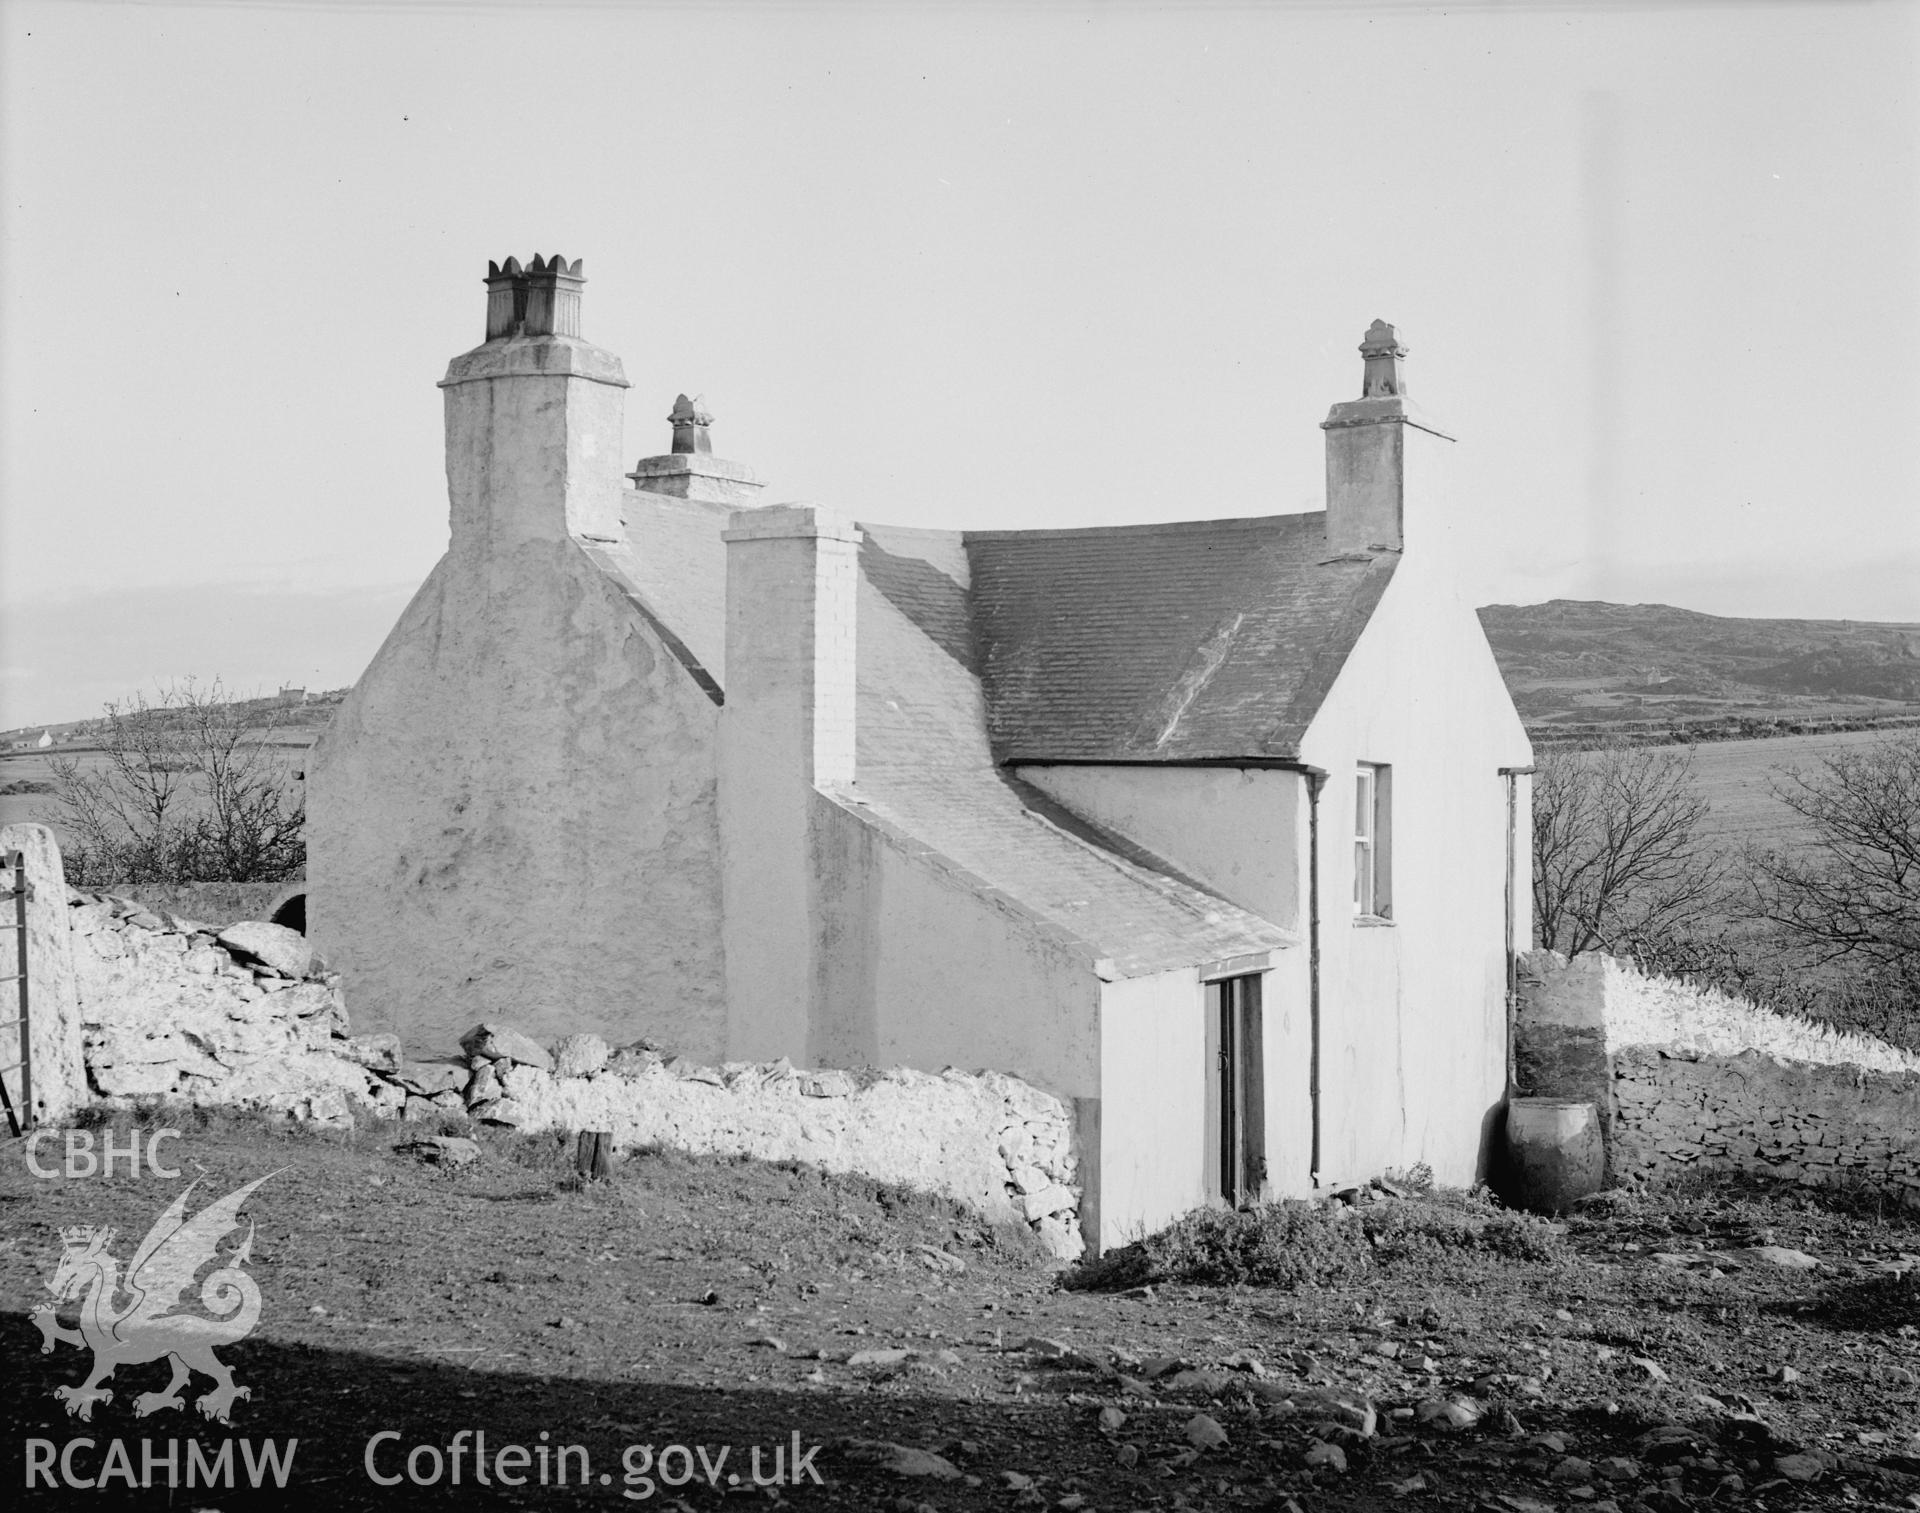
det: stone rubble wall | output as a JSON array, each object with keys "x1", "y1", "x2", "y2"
[
  {"x1": 89, "y1": 880, "x2": 296, "y2": 929},
  {"x1": 1608, "y1": 1044, "x2": 1920, "y2": 1198},
  {"x1": 1516, "y1": 949, "x2": 1920, "y2": 1207},
  {"x1": 59, "y1": 884, "x2": 1086, "y2": 1259},
  {"x1": 448, "y1": 1028, "x2": 1084, "y2": 1259},
  {"x1": 67, "y1": 887, "x2": 404, "y2": 1125}
]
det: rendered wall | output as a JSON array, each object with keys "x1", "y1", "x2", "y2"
[
  {"x1": 811, "y1": 792, "x2": 1100, "y2": 1102},
  {"x1": 1298, "y1": 549, "x2": 1531, "y2": 1187},
  {"x1": 1015, "y1": 766, "x2": 1304, "y2": 928},
  {"x1": 308, "y1": 535, "x2": 725, "y2": 1059},
  {"x1": 1097, "y1": 969, "x2": 1207, "y2": 1249}
]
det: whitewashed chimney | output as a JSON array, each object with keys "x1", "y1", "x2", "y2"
[
  {"x1": 1322, "y1": 320, "x2": 1454, "y2": 555},
  {"x1": 627, "y1": 393, "x2": 766, "y2": 504},
  {"x1": 438, "y1": 254, "x2": 630, "y2": 558},
  {"x1": 718, "y1": 504, "x2": 862, "y2": 1060}
]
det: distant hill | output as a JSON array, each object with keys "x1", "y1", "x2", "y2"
[
  {"x1": 8, "y1": 603, "x2": 1920, "y2": 757},
  {"x1": 0, "y1": 688, "x2": 350, "y2": 754},
  {"x1": 1478, "y1": 600, "x2": 1920, "y2": 744}
]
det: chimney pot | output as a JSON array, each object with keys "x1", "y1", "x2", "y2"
[
  {"x1": 482, "y1": 252, "x2": 585, "y2": 341},
  {"x1": 669, "y1": 393, "x2": 716, "y2": 455},
  {"x1": 1359, "y1": 318, "x2": 1409, "y2": 398}
]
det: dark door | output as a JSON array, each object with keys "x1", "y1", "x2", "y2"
[{"x1": 1211, "y1": 973, "x2": 1266, "y2": 1206}]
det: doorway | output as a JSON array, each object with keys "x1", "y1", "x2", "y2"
[{"x1": 1206, "y1": 973, "x2": 1266, "y2": 1206}]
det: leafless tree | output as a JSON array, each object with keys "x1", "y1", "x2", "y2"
[
  {"x1": 1532, "y1": 742, "x2": 1724, "y2": 959},
  {"x1": 45, "y1": 680, "x2": 305, "y2": 885},
  {"x1": 1748, "y1": 732, "x2": 1920, "y2": 981}
]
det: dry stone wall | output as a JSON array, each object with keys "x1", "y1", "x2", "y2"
[
  {"x1": 55, "y1": 884, "x2": 1086, "y2": 1259},
  {"x1": 1516, "y1": 950, "x2": 1920, "y2": 1207},
  {"x1": 1609, "y1": 1045, "x2": 1920, "y2": 1198},
  {"x1": 68, "y1": 888, "x2": 405, "y2": 1128},
  {"x1": 444, "y1": 1024, "x2": 1084, "y2": 1259}
]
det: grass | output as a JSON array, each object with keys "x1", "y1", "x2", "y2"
[
  {"x1": 1685, "y1": 729, "x2": 1908, "y2": 849},
  {"x1": 1068, "y1": 1185, "x2": 1567, "y2": 1292}
]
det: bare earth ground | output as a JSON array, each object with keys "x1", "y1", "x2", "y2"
[{"x1": 4, "y1": 1112, "x2": 1919, "y2": 1512}]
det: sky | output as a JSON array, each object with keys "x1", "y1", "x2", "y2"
[{"x1": 1, "y1": 0, "x2": 1916, "y2": 730}]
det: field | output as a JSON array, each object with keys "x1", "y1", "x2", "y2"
[
  {"x1": 4, "y1": 1111, "x2": 1917, "y2": 1510},
  {"x1": 1684, "y1": 729, "x2": 1906, "y2": 852},
  {"x1": 0, "y1": 739, "x2": 316, "y2": 854}
]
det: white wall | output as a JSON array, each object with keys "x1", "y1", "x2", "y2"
[
  {"x1": 811, "y1": 791, "x2": 1100, "y2": 1101},
  {"x1": 1015, "y1": 765, "x2": 1304, "y2": 929},
  {"x1": 717, "y1": 507, "x2": 863, "y2": 1063},
  {"x1": 1095, "y1": 968, "x2": 1217, "y2": 1250},
  {"x1": 309, "y1": 534, "x2": 726, "y2": 1059},
  {"x1": 1298, "y1": 548, "x2": 1531, "y2": 1187}
]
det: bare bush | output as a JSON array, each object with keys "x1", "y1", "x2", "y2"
[
  {"x1": 1745, "y1": 733, "x2": 1920, "y2": 1039},
  {"x1": 44, "y1": 680, "x2": 305, "y2": 886},
  {"x1": 1531, "y1": 743, "x2": 1725, "y2": 959},
  {"x1": 1748, "y1": 733, "x2": 1920, "y2": 974}
]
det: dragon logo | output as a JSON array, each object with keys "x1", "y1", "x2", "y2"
[{"x1": 32, "y1": 1173, "x2": 276, "y2": 1425}]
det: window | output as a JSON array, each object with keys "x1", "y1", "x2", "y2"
[{"x1": 1354, "y1": 762, "x2": 1391, "y2": 918}]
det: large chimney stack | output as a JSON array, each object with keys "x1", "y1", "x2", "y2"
[
  {"x1": 440, "y1": 254, "x2": 629, "y2": 555},
  {"x1": 718, "y1": 504, "x2": 861, "y2": 1061},
  {"x1": 1321, "y1": 320, "x2": 1454, "y2": 555}
]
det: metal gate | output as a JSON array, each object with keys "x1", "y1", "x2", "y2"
[{"x1": 0, "y1": 850, "x2": 31, "y2": 1135}]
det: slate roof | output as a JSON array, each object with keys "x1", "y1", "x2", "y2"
[
  {"x1": 594, "y1": 501, "x2": 1368, "y2": 973},
  {"x1": 849, "y1": 522, "x2": 1294, "y2": 976},
  {"x1": 966, "y1": 513, "x2": 1396, "y2": 763},
  {"x1": 582, "y1": 490, "x2": 732, "y2": 690}
]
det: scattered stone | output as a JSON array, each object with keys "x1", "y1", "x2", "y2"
[
  {"x1": 843, "y1": 1441, "x2": 961, "y2": 1480},
  {"x1": 215, "y1": 920, "x2": 315, "y2": 978},
  {"x1": 459, "y1": 1022, "x2": 554, "y2": 1071},
  {"x1": 1629, "y1": 1355, "x2": 1670, "y2": 1382},
  {"x1": 801, "y1": 1068, "x2": 858, "y2": 1098},
  {"x1": 1097, "y1": 1405, "x2": 1127, "y2": 1433},
  {"x1": 1416, "y1": 1397, "x2": 1481, "y2": 1430},
  {"x1": 1636, "y1": 1426, "x2": 1702, "y2": 1462},
  {"x1": 1185, "y1": 1414, "x2": 1228, "y2": 1450},
  {"x1": 1303, "y1": 1440, "x2": 1347, "y2": 1472},
  {"x1": 401, "y1": 1135, "x2": 480, "y2": 1166},
  {"x1": 1746, "y1": 1245, "x2": 1821, "y2": 1271},
  {"x1": 1552, "y1": 1456, "x2": 1596, "y2": 1482},
  {"x1": 848, "y1": 1348, "x2": 911, "y2": 1368},
  {"x1": 1774, "y1": 1452, "x2": 1824, "y2": 1482}
]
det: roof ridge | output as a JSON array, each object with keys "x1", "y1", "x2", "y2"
[{"x1": 964, "y1": 511, "x2": 1324, "y2": 544}]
